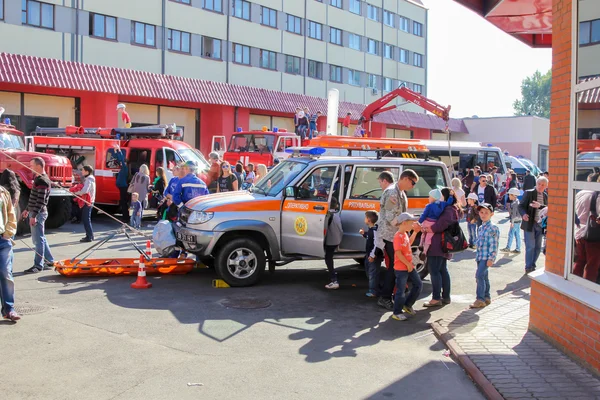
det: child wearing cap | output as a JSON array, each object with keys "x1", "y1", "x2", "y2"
[
  {"x1": 466, "y1": 192, "x2": 481, "y2": 249},
  {"x1": 471, "y1": 203, "x2": 500, "y2": 309},
  {"x1": 391, "y1": 213, "x2": 423, "y2": 321},
  {"x1": 418, "y1": 189, "x2": 455, "y2": 256},
  {"x1": 502, "y1": 188, "x2": 523, "y2": 254},
  {"x1": 359, "y1": 210, "x2": 383, "y2": 297}
]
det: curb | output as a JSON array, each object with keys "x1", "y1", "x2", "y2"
[{"x1": 432, "y1": 321, "x2": 505, "y2": 400}]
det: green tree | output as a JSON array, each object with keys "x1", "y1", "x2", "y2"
[{"x1": 513, "y1": 69, "x2": 552, "y2": 119}]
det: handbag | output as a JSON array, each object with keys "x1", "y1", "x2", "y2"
[
  {"x1": 442, "y1": 222, "x2": 469, "y2": 253},
  {"x1": 584, "y1": 192, "x2": 600, "y2": 242},
  {"x1": 127, "y1": 173, "x2": 137, "y2": 194}
]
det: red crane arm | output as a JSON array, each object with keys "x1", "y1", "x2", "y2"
[{"x1": 361, "y1": 86, "x2": 451, "y2": 124}]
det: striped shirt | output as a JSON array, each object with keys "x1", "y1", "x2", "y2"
[{"x1": 476, "y1": 221, "x2": 500, "y2": 262}]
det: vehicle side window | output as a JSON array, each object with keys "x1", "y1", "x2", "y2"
[
  {"x1": 129, "y1": 148, "x2": 151, "y2": 176},
  {"x1": 404, "y1": 165, "x2": 446, "y2": 198},
  {"x1": 106, "y1": 148, "x2": 125, "y2": 169},
  {"x1": 485, "y1": 151, "x2": 503, "y2": 173},
  {"x1": 297, "y1": 166, "x2": 338, "y2": 202},
  {"x1": 349, "y1": 167, "x2": 400, "y2": 200},
  {"x1": 165, "y1": 148, "x2": 183, "y2": 171}
]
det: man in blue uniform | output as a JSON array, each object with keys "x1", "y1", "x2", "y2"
[{"x1": 173, "y1": 161, "x2": 209, "y2": 207}]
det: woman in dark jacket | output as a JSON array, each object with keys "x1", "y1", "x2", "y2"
[
  {"x1": 462, "y1": 169, "x2": 474, "y2": 197},
  {"x1": 0, "y1": 169, "x2": 20, "y2": 206},
  {"x1": 419, "y1": 187, "x2": 460, "y2": 307}
]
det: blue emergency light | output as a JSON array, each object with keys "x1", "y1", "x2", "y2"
[
  {"x1": 237, "y1": 127, "x2": 242, "y2": 132},
  {"x1": 285, "y1": 147, "x2": 327, "y2": 156},
  {"x1": 3, "y1": 118, "x2": 10, "y2": 125},
  {"x1": 486, "y1": 143, "x2": 493, "y2": 147},
  {"x1": 273, "y1": 127, "x2": 278, "y2": 132}
]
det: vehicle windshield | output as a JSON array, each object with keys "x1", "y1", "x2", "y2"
[
  {"x1": 578, "y1": 152, "x2": 600, "y2": 161},
  {"x1": 178, "y1": 148, "x2": 210, "y2": 172},
  {"x1": 253, "y1": 160, "x2": 308, "y2": 196},
  {"x1": 0, "y1": 132, "x2": 25, "y2": 150},
  {"x1": 228, "y1": 134, "x2": 275, "y2": 154}
]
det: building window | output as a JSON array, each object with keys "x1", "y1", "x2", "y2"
[
  {"x1": 384, "y1": 77, "x2": 393, "y2": 92},
  {"x1": 202, "y1": 37, "x2": 221, "y2": 59},
  {"x1": 329, "y1": 65, "x2": 342, "y2": 83},
  {"x1": 287, "y1": 14, "x2": 302, "y2": 34},
  {"x1": 367, "y1": 39, "x2": 378, "y2": 55},
  {"x1": 308, "y1": 21, "x2": 322, "y2": 40},
  {"x1": 384, "y1": 44, "x2": 393, "y2": 59},
  {"x1": 171, "y1": 0, "x2": 191, "y2": 4},
  {"x1": 0, "y1": 0, "x2": 3, "y2": 20},
  {"x1": 413, "y1": 84, "x2": 422, "y2": 93},
  {"x1": 383, "y1": 10, "x2": 394, "y2": 27},
  {"x1": 232, "y1": 0, "x2": 250, "y2": 20},
  {"x1": 285, "y1": 55, "x2": 301, "y2": 74},
  {"x1": 203, "y1": 0, "x2": 222, "y2": 12},
  {"x1": 308, "y1": 60, "x2": 323, "y2": 79},
  {"x1": 261, "y1": 6, "x2": 277, "y2": 28},
  {"x1": 330, "y1": 27, "x2": 342, "y2": 45},
  {"x1": 580, "y1": 20, "x2": 600, "y2": 45},
  {"x1": 413, "y1": 21, "x2": 423, "y2": 37},
  {"x1": 131, "y1": 21, "x2": 155, "y2": 47},
  {"x1": 348, "y1": 33, "x2": 361, "y2": 50},
  {"x1": 368, "y1": 74, "x2": 377, "y2": 89},
  {"x1": 330, "y1": 0, "x2": 342, "y2": 8},
  {"x1": 233, "y1": 43, "x2": 250, "y2": 64},
  {"x1": 399, "y1": 48, "x2": 409, "y2": 63},
  {"x1": 349, "y1": 0, "x2": 360, "y2": 14},
  {"x1": 22, "y1": 0, "x2": 54, "y2": 29},
  {"x1": 348, "y1": 69, "x2": 361, "y2": 86},
  {"x1": 260, "y1": 49, "x2": 277, "y2": 70},
  {"x1": 367, "y1": 5, "x2": 379, "y2": 21},
  {"x1": 413, "y1": 52, "x2": 423, "y2": 67},
  {"x1": 90, "y1": 13, "x2": 117, "y2": 40},
  {"x1": 168, "y1": 29, "x2": 191, "y2": 53},
  {"x1": 399, "y1": 17, "x2": 409, "y2": 32}
]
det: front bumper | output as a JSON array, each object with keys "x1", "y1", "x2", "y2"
[{"x1": 173, "y1": 222, "x2": 219, "y2": 255}]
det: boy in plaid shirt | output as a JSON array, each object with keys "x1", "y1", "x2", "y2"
[{"x1": 470, "y1": 203, "x2": 500, "y2": 309}]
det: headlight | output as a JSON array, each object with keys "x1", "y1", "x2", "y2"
[{"x1": 187, "y1": 211, "x2": 214, "y2": 224}]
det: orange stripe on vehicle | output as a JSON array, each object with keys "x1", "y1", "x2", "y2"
[
  {"x1": 408, "y1": 198, "x2": 429, "y2": 209},
  {"x1": 283, "y1": 200, "x2": 328, "y2": 214},
  {"x1": 207, "y1": 200, "x2": 281, "y2": 212},
  {"x1": 343, "y1": 200, "x2": 380, "y2": 211}
]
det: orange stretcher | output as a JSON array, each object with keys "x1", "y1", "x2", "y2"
[{"x1": 54, "y1": 257, "x2": 195, "y2": 277}]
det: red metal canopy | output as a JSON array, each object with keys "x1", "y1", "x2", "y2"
[{"x1": 453, "y1": 0, "x2": 552, "y2": 48}]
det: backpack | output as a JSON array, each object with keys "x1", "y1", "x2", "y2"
[
  {"x1": 584, "y1": 192, "x2": 600, "y2": 242},
  {"x1": 442, "y1": 222, "x2": 469, "y2": 253}
]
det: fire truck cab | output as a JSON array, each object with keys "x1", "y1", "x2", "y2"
[
  {"x1": 211, "y1": 128, "x2": 301, "y2": 168},
  {"x1": 28, "y1": 125, "x2": 210, "y2": 211}
]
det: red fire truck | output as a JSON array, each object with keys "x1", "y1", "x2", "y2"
[
  {"x1": 0, "y1": 120, "x2": 73, "y2": 234},
  {"x1": 211, "y1": 127, "x2": 301, "y2": 168},
  {"x1": 27, "y1": 125, "x2": 210, "y2": 214}
]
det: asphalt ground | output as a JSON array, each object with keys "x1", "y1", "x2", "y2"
[{"x1": 1, "y1": 210, "x2": 534, "y2": 400}]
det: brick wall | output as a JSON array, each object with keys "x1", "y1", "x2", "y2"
[{"x1": 529, "y1": 0, "x2": 600, "y2": 375}]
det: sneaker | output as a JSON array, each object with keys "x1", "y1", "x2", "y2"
[
  {"x1": 469, "y1": 300, "x2": 487, "y2": 309},
  {"x1": 511, "y1": 250, "x2": 521, "y2": 254},
  {"x1": 442, "y1": 298, "x2": 452, "y2": 305},
  {"x1": 80, "y1": 237, "x2": 92, "y2": 243},
  {"x1": 43, "y1": 261, "x2": 54, "y2": 270},
  {"x1": 377, "y1": 298, "x2": 394, "y2": 311},
  {"x1": 501, "y1": 248, "x2": 510, "y2": 252},
  {"x1": 423, "y1": 300, "x2": 443, "y2": 307},
  {"x1": 391, "y1": 314, "x2": 408, "y2": 321},
  {"x1": 6, "y1": 311, "x2": 21, "y2": 322},
  {"x1": 365, "y1": 292, "x2": 376, "y2": 298},
  {"x1": 24, "y1": 266, "x2": 42, "y2": 274},
  {"x1": 403, "y1": 305, "x2": 416, "y2": 316},
  {"x1": 525, "y1": 267, "x2": 535, "y2": 274},
  {"x1": 325, "y1": 281, "x2": 340, "y2": 290},
  {"x1": 485, "y1": 298, "x2": 492, "y2": 306}
]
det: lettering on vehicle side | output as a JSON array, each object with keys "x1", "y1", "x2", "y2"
[
  {"x1": 284, "y1": 202, "x2": 310, "y2": 211},
  {"x1": 345, "y1": 201, "x2": 379, "y2": 210}
]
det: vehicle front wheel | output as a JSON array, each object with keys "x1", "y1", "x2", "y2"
[{"x1": 215, "y1": 238, "x2": 266, "y2": 287}]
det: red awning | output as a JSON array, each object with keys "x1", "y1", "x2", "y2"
[
  {"x1": 453, "y1": 0, "x2": 552, "y2": 48},
  {"x1": 0, "y1": 52, "x2": 468, "y2": 133}
]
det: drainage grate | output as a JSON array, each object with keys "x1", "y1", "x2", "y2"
[
  {"x1": 14, "y1": 303, "x2": 50, "y2": 315},
  {"x1": 219, "y1": 298, "x2": 272, "y2": 310}
]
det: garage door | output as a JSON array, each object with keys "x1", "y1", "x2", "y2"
[
  {"x1": 249, "y1": 114, "x2": 271, "y2": 130},
  {"x1": 272, "y1": 117, "x2": 295, "y2": 132},
  {"x1": 160, "y1": 106, "x2": 197, "y2": 148},
  {"x1": 386, "y1": 129, "x2": 411, "y2": 139},
  {"x1": 123, "y1": 103, "x2": 158, "y2": 126}
]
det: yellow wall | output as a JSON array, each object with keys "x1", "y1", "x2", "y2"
[
  {"x1": 386, "y1": 129, "x2": 411, "y2": 139},
  {"x1": 82, "y1": 37, "x2": 162, "y2": 74},
  {"x1": 365, "y1": 54, "x2": 382, "y2": 74},
  {"x1": 253, "y1": 0, "x2": 281, "y2": 9},
  {"x1": 432, "y1": 132, "x2": 449, "y2": 140},
  {"x1": 282, "y1": 74, "x2": 304, "y2": 95},
  {"x1": 165, "y1": 52, "x2": 226, "y2": 82},
  {"x1": 24, "y1": 94, "x2": 75, "y2": 126},
  {"x1": 306, "y1": 78, "x2": 327, "y2": 98},
  {"x1": 0, "y1": 24, "x2": 64, "y2": 59},
  {"x1": 250, "y1": 114, "x2": 271, "y2": 130},
  {"x1": 230, "y1": 18, "x2": 280, "y2": 52},
  {"x1": 398, "y1": 1, "x2": 427, "y2": 22},
  {"x1": 159, "y1": 106, "x2": 197, "y2": 148},
  {"x1": 84, "y1": 0, "x2": 162, "y2": 25},
  {"x1": 306, "y1": 39, "x2": 327, "y2": 62},
  {"x1": 123, "y1": 103, "x2": 158, "y2": 124},
  {"x1": 282, "y1": 32, "x2": 305, "y2": 58},
  {"x1": 230, "y1": 64, "x2": 281, "y2": 91},
  {"x1": 306, "y1": 1, "x2": 327, "y2": 24},
  {"x1": 166, "y1": 1, "x2": 226, "y2": 37},
  {"x1": 329, "y1": 6, "x2": 364, "y2": 35},
  {"x1": 397, "y1": 62, "x2": 425, "y2": 85},
  {"x1": 0, "y1": 92, "x2": 21, "y2": 115},
  {"x1": 398, "y1": 30, "x2": 425, "y2": 53},
  {"x1": 273, "y1": 117, "x2": 295, "y2": 132}
]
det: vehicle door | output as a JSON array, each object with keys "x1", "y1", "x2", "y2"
[
  {"x1": 161, "y1": 147, "x2": 184, "y2": 182},
  {"x1": 402, "y1": 163, "x2": 449, "y2": 215},
  {"x1": 281, "y1": 165, "x2": 339, "y2": 257},
  {"x1": 104, "y1": 145, "x2": 127, "y2": 205},
  {"x1": 274, "y1": 136, "x2": 297, "y2": 163},
  {"x1": 340, "y1": 165, "x2": 400, "y2": 251},
  {"x1": 211, "y1": 135, "x2": 226, "y2": 159}
]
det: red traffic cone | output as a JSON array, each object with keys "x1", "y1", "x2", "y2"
[
  {"x1": 145, "y1": 240, "x2": 152, "y2": 259},
  {"x1": 131, "y1": 255, "x2": 152, "y2": 289}
]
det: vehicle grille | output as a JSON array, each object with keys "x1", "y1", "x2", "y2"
[
  {"x1": 48, "y1": 165, "x2": 73, "y2": 187},
  {"x1": 179, "y1": 207, "x2": 192, "y2": 226}
]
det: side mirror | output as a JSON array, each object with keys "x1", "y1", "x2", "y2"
[{"x1": 284, "y1": 186, "x2": 296, "y2": 198}]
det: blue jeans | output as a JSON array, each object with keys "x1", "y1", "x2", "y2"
[
  {"x1": 393, "y1": 269, "x2": 423, "y2": 315},
  {"x1": 82, "y1": 205, "x2": 93, "y2": 240},
  {"x1": 428, "y1": 256, "x2": 451, "y2": 301},
  {"x1": 506, "y1": 222, "x2": 521, "y2": 251},
  {"x1": 32, "y1": 210, "x2": 54, "y2": 268},
  {"x1": 524, "y1": 223, "x2": 543, "y2": 270},
  {"x1": 475, "y1": 260, "x2": 491, "y2": 301},
  {"x1": 467, "y1": 223, "x2": 478, "y2": 245},
  {"x1": 364, "y1": 256, "x2": 382, "y2": 295},
  {"x1": 0, "y1": 240, "x2": 14, "y2": 316},
  {"x1": 130, "y1": 214, "x2": 142, "y2": 229}
]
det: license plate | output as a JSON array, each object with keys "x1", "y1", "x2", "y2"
[{"x1": 176, "y1": 232, "x2": 197, "y2": 243}]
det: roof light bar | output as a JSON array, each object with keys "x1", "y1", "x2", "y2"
[{"x1": 285, "y1": 147, "x2": 327, "y2": 156}]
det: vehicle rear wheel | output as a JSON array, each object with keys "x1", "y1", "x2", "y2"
[
  {"x1": 45, "y1": 196, "x2": 72, "y2": 229},
  {"x1": 215, "y1": 238, "x2": 265, "y2": 287}
]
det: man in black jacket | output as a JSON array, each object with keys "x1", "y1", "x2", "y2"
[
  {"x1": 475, "y1": 175, "x2": 497, "y2": 210},
  {"x1": 522, "y1": 170, "x2": 536, "y2": 191},
  {"x1": 519, "y1": 176, "x2": 549, "y2": 273},
  {"x1": 22, "y1": 157, "x2": 55, "y2": 274}
]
